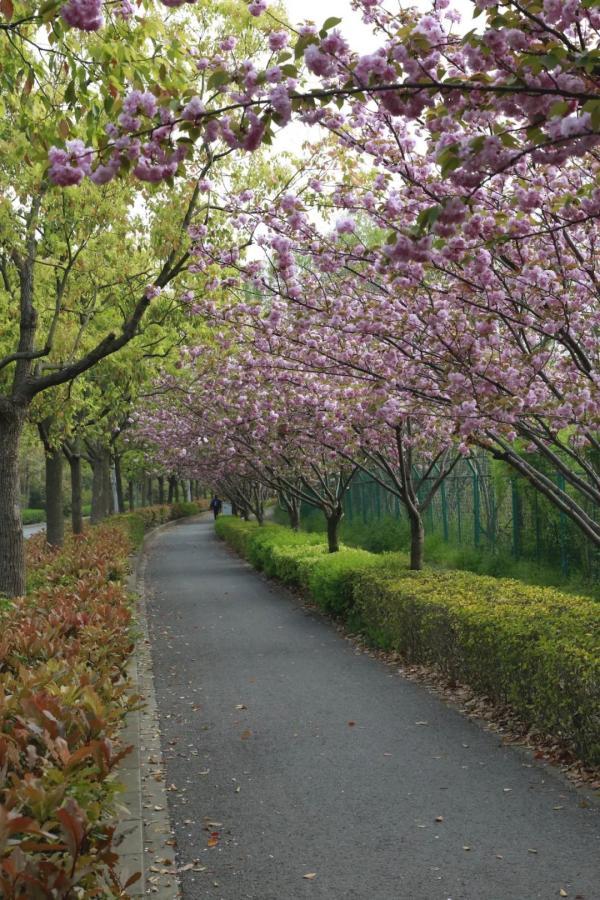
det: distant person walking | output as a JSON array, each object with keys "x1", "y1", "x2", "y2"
[{"x1": 210, "y1": 495, "x2": 223, "y2": 520}]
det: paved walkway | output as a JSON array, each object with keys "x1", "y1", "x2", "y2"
[
  {"x1": 23, "y1": 521, "x2": 46, "y2": 538},
  {"x1": 145, "y1": 517, "x2": 599, "y2": 900}
]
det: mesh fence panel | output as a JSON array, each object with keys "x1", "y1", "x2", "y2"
[{"x1": 344, "y1": 461, "x2": 600, "y2": 581}]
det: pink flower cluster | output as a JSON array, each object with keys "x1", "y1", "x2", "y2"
[
  {"x1": 48, "y1": 140, "x2": 94, "y2": 186},
  {"x1": 61, "y1": 0, "x2": 103, "y2": 30}
]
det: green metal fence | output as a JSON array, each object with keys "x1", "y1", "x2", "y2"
[{"x1": 344, "y1": 461, "x2": 600, "y2": 581}]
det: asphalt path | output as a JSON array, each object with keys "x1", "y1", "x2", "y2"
[
  {"x1": 145, "y1": 517, "x2": 599, "y2": 900},
  {"x1": 23, "y1": 522, "x2": 46, "y2": 538}
]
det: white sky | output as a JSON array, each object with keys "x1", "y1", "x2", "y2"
[
  {"x1": 283, "y1": 0, "x2": 475, "y2": 39},
  {"x1": 272, "y1": 0, "x2": 475, "y2": 154}
]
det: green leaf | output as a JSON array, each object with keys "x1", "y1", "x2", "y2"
[
  {"x1": 322, "y1": 16, "x2": 342, "y2": 30},
  {"x1": 417, "y1": 204, "x2": 442, "y2": 232},
  {"x1": 207, "y1": 69, "x2": 230, "y2": 91},
  {"x1": 549, "y1": 100, "x2": 570, "y2": 118}
]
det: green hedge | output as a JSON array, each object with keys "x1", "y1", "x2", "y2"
[
  {"x1": 215, "y1": 517, "x2": 600, "y2": 765},
  {"x1": 21, "y1": 507, "x2": 46, "y2": 525},
  {"x1": 115, "y1": 500, "x2": 208, "y2": 548}
]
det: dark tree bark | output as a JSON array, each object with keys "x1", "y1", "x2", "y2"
[
  {"x1": 44, "y1": 447, "x2": 64, "y2": 547},
  {"x1": 38, "y1": 419, "x2": 64, "y2": 548},
  {"x1": 158, "y1": 475, "x2": 165, "y2": 505},
  {"x1": 62, "y1": 439, "x2": 83, "y2": 535},
  {"x1": 69, "y1": 451, "x2": 83, "y2": 534},
  {"x1": 280, "y1": 492, "x2": 301, "y2": 530},
  {"x1": 114, "y1": 452, "x2": 125, "y2": 514},
  {"x1": 408, "y1": 507, "x2": 425, "y2": 571},
  {"x1": 174, "y1": 480, "x2": 181, "y2": 502},
  {"x1": 325, "y1": 507, "x2": 343, "y2": 553},
  {"x1": 128, "y1": 479, "x2": 135, "y2": 511},
  {"x1": 231, "y1": 501, "x2": 238, "y2": 517},
  {"x1": 141, "y1": 478, "x2": 147, "y2": 507},
  {"x1": 107, "y1": 458, "x2": 115, "y2": 515},
  {"x1": 89, "y1": 445, "x2": 112, "y2": 524},
  {"x1": 168, "y1": 475, "x2": 176, "y2": 503},
  {"x1": 0, "y1": 403, "x2": 26, "y2": 596}
]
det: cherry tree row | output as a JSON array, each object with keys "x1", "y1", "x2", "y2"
[
  {"x1": 134, "y1": 126, "x2": 599, "y2": 566},
  {"x1": 3, "y1": 0, "x2": 600, "y2": 593}
]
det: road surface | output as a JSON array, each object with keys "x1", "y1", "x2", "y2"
[
  {"x1": 23, "y1": 522, "x2": 46, "y2": 538},
  {"x1": 144, "y1": 517, "x2": 599, "y2": 900}
]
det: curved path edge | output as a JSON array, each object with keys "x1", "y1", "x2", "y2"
[{"x1": 116, "y1": 516, "x2": 207, "y2": 898}]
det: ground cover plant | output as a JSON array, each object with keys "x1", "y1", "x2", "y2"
[
  {"x1": 0, "y1": 524, "x2": 137, "y2": 897},
  {"x1": 0, "y1": 502, "x2": 206, "y2": 897},
  {"x1": 216, "y1": 517, "x2": 600, "y2": 768}
]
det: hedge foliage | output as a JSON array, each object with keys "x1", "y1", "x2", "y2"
[
  {"x1": 215, "y1": 517, "x2": 600, "y2": 766},
  {"x1": 113, "y1": 499, "x2": 208, "y2": 548},
  {"x1": 21, "y1": 508, "x2": 46, "y2": 525},
  {"x1": 0, "y1": 503, "x2": 206, "y2": 896}
]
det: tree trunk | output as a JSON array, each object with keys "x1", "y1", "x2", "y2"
[
  {"x1": 174, "y1": 480, "x2": 180, "y2": 502},
  {"x1": 68, "y1": 450, "x2": 83, "y2": 535},
  {"x1": 408, "y1": 507, "x2": 425, "y2": 570},
  {"x1": 184, "y1": 479, "x2": 192, "y2": 502},
  {"x1": 128, "y1": 479, "x2": 135, "y2": 511},
  {"x1": 231, "y1": 501, "x2": 238, "y2": 517},
  {"x1": 281, "y1": 493, "x2": 300, "y2": 530},
  {"x1": 325, "y1": 508, "x2": 343, "y2": 553},
  {"x1": 0, "y1": 405, "x2": 26, "y2": 597},
  {"x1": 90, "y1": 446, "x2": 112, "y2": 524},
  {"x1": 288, "y1": 503, "x2": 300, "y2": 531},
  {"x1": 114, "y1": 452, "x2": 125, "y2": 514},
  {"x1": 141, "y1": 478, "x2": 147, "y2": 507},
  {"x1": 44, "y1": 446, "x2": 64, "y2": 547},
  {"x1": 107, "y1": 459, "x2": 115, "y2": 515},
  {"x1": 158, "y1": 475, "x2": 165, "y2": 505},
  {"x1": 167, "y1": 476, "x2": 176, "y2": 503}
]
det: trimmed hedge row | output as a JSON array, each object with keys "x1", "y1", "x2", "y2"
[
  {"x1": 113, "y1": 499, "x2": 208, "y2": 548},
  {"x1": 1, "y1": 503, "x2": 205, "y2": 895},
  {"x1": 21, "y1": 508, "x2": 46, "y2": 525},
  {"x1": 215, "y1": 517, "x2": 600, "y2": 766}
]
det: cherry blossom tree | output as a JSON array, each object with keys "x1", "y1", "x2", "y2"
[
  {"x1": 186, "y1": 147, "x2": 600, "y2": 550},
  {"x1": 18, "y1": 0, "x2": 600, "y2": 201}
]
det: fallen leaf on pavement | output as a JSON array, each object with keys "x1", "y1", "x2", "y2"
[
  {"x1": 435, "y1": 816, "x2": 444, "y2": 822},
  {"x1": 463, "y1": 846, "x2": 471, "y2": 851},
  {"x1": 240, "y1": 729, "x2": 252, "y2": 740},
  {"x1": 303, "y1": 873, "x2": 317, "y2": 880},
  {"x1": 348, "y1": 721, "x2": 356, "y2": 727},
  {"x1": 235, "y1": 704, "x2": 247, "y2": 710},
  {"x1": 559, "y1": 891, "x2": 568, "y2": 897},
  {"x1": 207, "y1": 832, "x2": 220, "y2": 848},
  {"x1": 415, "y1": 721, "x2": 429, "y2": 726}
]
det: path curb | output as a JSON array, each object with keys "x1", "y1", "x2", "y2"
[{"x1": 116, "y1": 517, "x2": 205, "y2": 897}]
